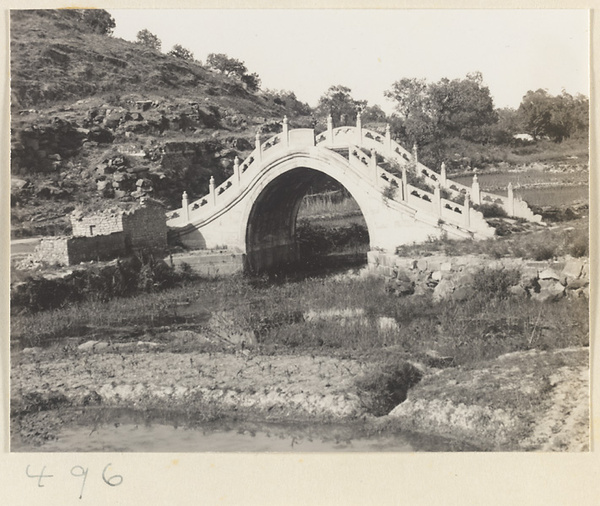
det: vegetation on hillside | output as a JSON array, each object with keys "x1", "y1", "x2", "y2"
[{"x1": 9, "y1": 9, "x2": 589, "y2": 240}]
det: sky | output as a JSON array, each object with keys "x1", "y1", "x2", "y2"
[{"x1": 108, "y1": 9, "x2": 589, "y2": 114}]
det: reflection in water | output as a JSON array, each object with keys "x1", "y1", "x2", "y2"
[{"x1": 12, "y1": 409, "x2": 479, "y2": 452}]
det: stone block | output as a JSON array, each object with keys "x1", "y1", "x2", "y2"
[
  {"x1": 566, "y1": 278, "x2": 589, "y2": 290},
  {"x1": 539, "y1": 268, "x2": 560, "y2": 281},
  {"x1": 440, "y1": 261, "x2": 452, "y2": 272},
  {"x1": 531, "y1": 279, "x2": 565, "y2": 302},
  {"x1": 561, "y1": 259, "x2": 584, "y2": 281},
  {"x1": 416, "y1": 258, "x2": 428, "y2": 271},
  {"x1": 433, "y1": 278, "x2": 454, "y2": 301}
]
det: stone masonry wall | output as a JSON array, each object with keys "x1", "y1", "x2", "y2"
[
  {"x1": 122, "y1": 205, "x2": 167, "y2": 250},
  {"x1": 35, "y1": 237, "x2": 71, "y2": 266},
  {"x1": 71, "y1": 211, "x2": 124, "y2": 237},
  {"x1": 34, "y1": 233, "x2": 127, "y2": 266}
]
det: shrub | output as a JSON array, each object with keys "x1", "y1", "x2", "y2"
[
  {"x1": 569, "y1": 234, "x2": 589, "y2": 258},
  {"x1": 136, "y1": 29, "x2": 162, "y2": 51},
  {"x1": 474, "y1": 203, "x2": 508, "y2": 218},
  {"x1": 355, "y1": 361, "x2": 422, "y2": 416},
  {"x1": 469, "y1": 267, "x2": 521, "y2": 299},
  {"x1": 530, "y1": 243, "x2": 556, "y2": 261},
  {"x1": 80, "y1": 9, "x2": 115, "y2": 35},
  {"x1": 168, "y1": 44, "x2": 194, "y2": 61},
  {"x1": 10, "y1": 252, "x2": 193, "y2": 314},
  {"x1": 382, "y1": 182, "x2": 397, "y2": 202}
]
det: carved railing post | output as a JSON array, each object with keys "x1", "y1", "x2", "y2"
[
  {"x1": 182, "y1": 191, "x2": 189, "y2": 222},
  {"x1": 434, "y1": 184, "x2": 442, "y2": 217},
  {"x1": 464, "y1": 192, "x2": 471, "y2": 228},
  {"x1": 370, "y1": 149, "x2": 377, "y2": 183},
  {"x1": 412, "y1": 142, "x2": 419, "y2": 173},
  {"x1": 507, "y1": 182, "x2": 515, "y2": 216},
  {"x1": 327, "y1": 114, "x2": 334, "y2": 145},
  {"x1": 401, "y1": 165, "x2": 408, "y2": 201},
  {"x1": 233, "y1": 156, "x2": 240, "y2": 183},
  {"x1": 471, "y1": 174, "x2": 481, "y2": 205},
  {"x1": 356, "y1": 110, "x2": 362, "y2": 146},
  {"x1": 282, "y1": 116, "x2": 289, "y2": 147},
  {"x1": 440, "y1": 162, "x2": 447, "y2": 186},
  {"x1": 209, "y1": 176, "x2": 216, "y2": 206},
  {"x1": 255, "y1": 130, "x2": 262, "y2": 162},
  {"x1": 385, "y1": 124, "x2": 392, "y2": 153}
]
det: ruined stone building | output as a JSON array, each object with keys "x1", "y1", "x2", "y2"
[{"x1": 34, "y1": 198, "x2": 167, "y2": 265}]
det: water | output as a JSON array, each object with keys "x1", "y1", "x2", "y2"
[
  {"x1": 12, "y1": 410, "x2": 478, "y2": 452},
  {"x1": 452, "y1": 173, "x2": 588, "y2": 207}
]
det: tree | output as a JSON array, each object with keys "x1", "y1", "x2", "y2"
[
  {"x1": 518, "y1": 89, "x2": 589, "y2": 142},
  {"x1": 266, "y1": 90, "x2": 313, "y2": 116},
  {"x1": 361, "y1": 104, "x2": 387, "y2": 123},
  {"x1": 206, "y1": 53, "x2": 247, "y2": 78},
  {"x1": 427, "y1": 72, "x2": 497, "y2": 142},
  {"x1": 489, "y1": 107, "x2": 523, "y2": 144},
  {"x1": 136, "y1": 29, "x2": 161, "y2": 51},
  {"x1": 168, "y1": 44, "x2": 194, "y2": 61},
  {"x1": 384, "y1": 78, "x2": 428, "y2": 120},
  {"x1": 241, "y1": 72, "x2": 261, "y2": 92},
  {"x1": 316, "y1": 85, "x2": 366, "y2": 125},
  {"x1": 80, "y1": 9, "x2": 115, "y2": 35}
]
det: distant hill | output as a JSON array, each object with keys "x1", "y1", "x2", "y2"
[{"x1": 10, "y1": 9, "x2": 315, "y2": 238}]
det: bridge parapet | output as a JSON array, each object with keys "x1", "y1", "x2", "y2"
[{"x1": 167, "y1": 118, "x2": 540, "y2": 233}]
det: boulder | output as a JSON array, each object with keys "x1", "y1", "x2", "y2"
[
  {"x1": 561, "y1": 259, "x2": 584, "y2": 281},
  {"x1": 538, "y1": 268, "x2": 560, "y2": 281},
  {"x1": 433, "y1": 278, "x2": 455, "y2": 301},
  {"x1": 88, "y1": 127, "x2": 114, "y2": 144},
  {"x1": 385, "y1": 277, "x2": 415, "y2": 297},
  {"x1": 508, "y1": 285, "x2": 528, "y2": 298},
  {"x1": 96, "y1": 180, "x2": 109, "y2": 191},
  {"x1": 566, "y1": 278, "x2": 589, "y2": 290},
  {"x1": 532, "y1": 279, "x2": 565, "y2": 302},
  {"x1": 581, "y1": 262, "x2": 590, "y2": 280},
  {"x1": 416, "y1": 259, "x2": 428, "y2": 271}
]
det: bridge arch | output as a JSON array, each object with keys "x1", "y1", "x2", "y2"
[
  {"x1": 167, "y1": 121, "x2": 541, "y2": 274},
  {"x1": 239, "y1": 151, "x2": 377, "y2": 272}
]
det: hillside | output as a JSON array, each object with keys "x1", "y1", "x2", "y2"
[{"x1": 10, "y1": 9, "x2": 314, "y2": 238}]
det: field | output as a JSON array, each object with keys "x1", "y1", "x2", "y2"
[{"x1": 10, "y1": 165, "x2": 590, "y2": 451}]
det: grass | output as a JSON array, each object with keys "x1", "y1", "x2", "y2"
[
  {"x1": 12, "y1": 266, "x2": 589, "y2": 367},
  {"x1": 298, "y1": 193, "x2": 361, "y2": 219}
]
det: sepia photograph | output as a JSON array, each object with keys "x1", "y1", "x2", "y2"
[{"x1": 8, "y1": 8, "x2": 590, "y2": 453}]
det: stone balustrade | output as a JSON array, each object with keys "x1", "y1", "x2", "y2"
[{"x1": 167, "y1": 116, "x2": 540, "y2": 233}]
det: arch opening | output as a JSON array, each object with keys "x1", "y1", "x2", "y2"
[{"x1": 245, "y1": 167, "x2": 370, "y2": 273}]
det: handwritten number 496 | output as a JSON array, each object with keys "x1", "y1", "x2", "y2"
[{"x1": 27, "y1": 464, "x2": 123, "y2": 499}]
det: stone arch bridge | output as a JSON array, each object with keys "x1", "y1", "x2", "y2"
[{"x1": 167, "y1": 114, "x2": 540, "y2": 272}]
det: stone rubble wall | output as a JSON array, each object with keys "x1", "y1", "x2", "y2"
[
  {"x1": 368, "y1": 251, "x2": 589, "y2": 302},
  {"x1": 71, "y1": 211, "x2": 124, "y2": 237},
  {"x1": 122, "y1": 205, "x2": 167, "y2": 250},
  {"x1": 35, "y1": 232, "x2": 126, "y2": 266},
  {"x1": 33, "y1": 237, "x2": 71, "y2": 266}
]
